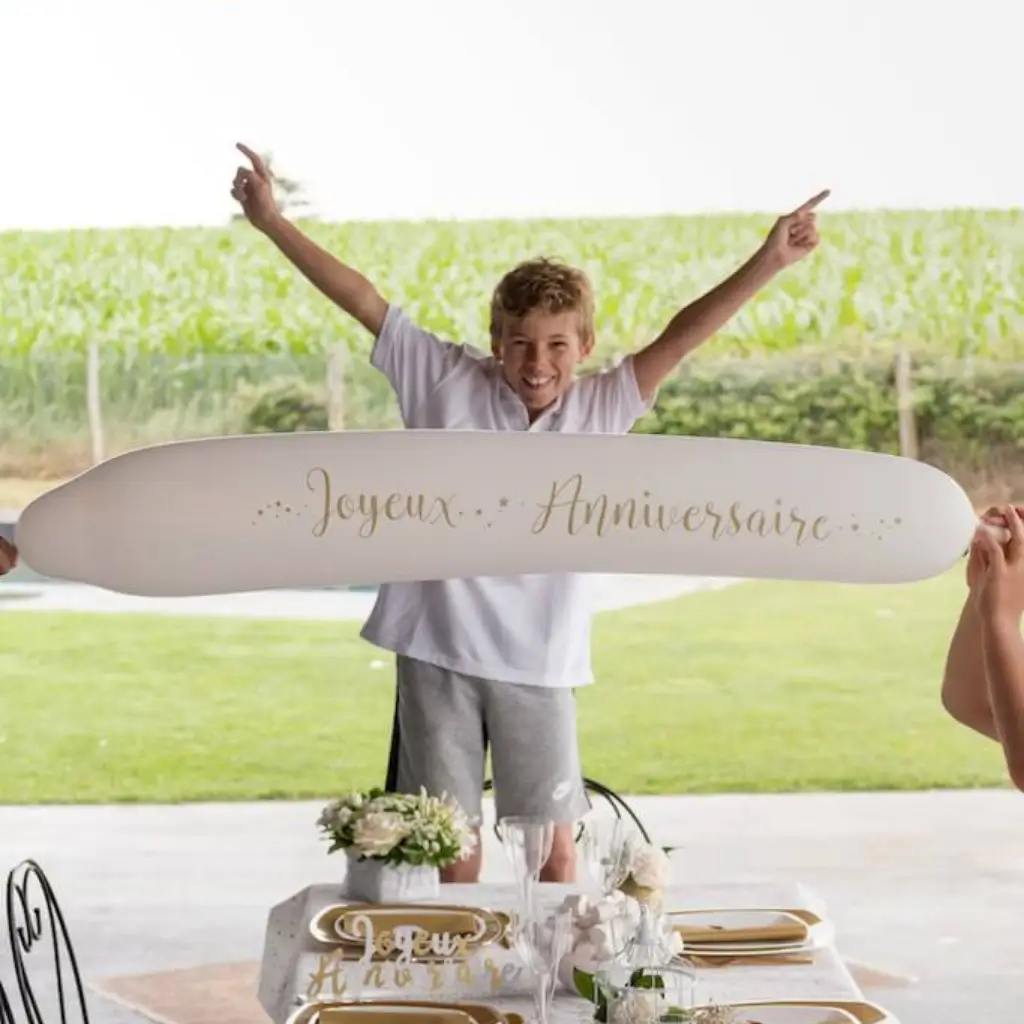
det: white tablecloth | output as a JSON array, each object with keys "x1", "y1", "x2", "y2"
[{"x1": 259, "y1": 880, "x2": 867, "y2": 1024}]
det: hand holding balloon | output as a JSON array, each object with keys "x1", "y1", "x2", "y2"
[
  {"x1": 976, "y1": 505, "x2": 1020, "y2": 548},
  {"x1": 969, "y1": 505, "x2": 1024, "y2": 626}
]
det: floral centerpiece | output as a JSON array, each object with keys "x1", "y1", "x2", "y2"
[
  {"x1": 560, "y1": 840, "x2": 687, "y2": 1019},
  {"x1": 317, "y1": 787, "x2": 477, "y2": 901},
  {"x1": 606, "y1": 989, "x2": 739, "y2": 1024}
]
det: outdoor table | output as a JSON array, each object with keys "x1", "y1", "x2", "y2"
[{"x1": 259, "y1": 880, "x2": 885, "y2": 1023}]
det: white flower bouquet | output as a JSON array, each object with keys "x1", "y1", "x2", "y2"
[{"x1": 317, "y1": 787, "x2": 477, "y2": 869}]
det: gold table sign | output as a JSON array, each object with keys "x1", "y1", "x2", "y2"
[
  {"x1": 304, "y1": 904, "x2": 524, "y2": 1002},
  {"x1": 310, "y1": 904, "x2": 509, "y2": 959}
]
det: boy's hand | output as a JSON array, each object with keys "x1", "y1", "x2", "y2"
[
  {"x1": 232, "y1": 143, "x2": 281, "y2": 233},
  {"x1": 760, "y1": 190, "x2": 830, "y2": 271},
  {"x1": 970, "y1": 505, "x2": 1024, "y2": 627},
  {"x1": 968, "y1": 506, "x2": 1017, "y2": 588},
  {"x1": 0, "y1": 537, "x2": 17, "y2": 576},
  {"x1": 631, "y1": 187, "x2": 829, "y2": 399}
]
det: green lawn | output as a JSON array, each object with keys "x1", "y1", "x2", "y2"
[{"x1": 0, "y1": 571, "x2": 1008, "y2": 804}]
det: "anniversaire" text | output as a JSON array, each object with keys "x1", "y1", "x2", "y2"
[{"x1": 531, "y1": 474, "x2": 830, "y2": 544}]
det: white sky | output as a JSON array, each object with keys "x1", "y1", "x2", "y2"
[{"x1": 1, "y1": 0, "x2": 1021, "y2": 230}]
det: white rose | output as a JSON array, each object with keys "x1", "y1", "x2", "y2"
[
  {"x1": 317, "y1": 800, "x2": 343, "y2": 829},
  {"x1": 609, "y1": 989, "x2": 664, "y2": 1024},
  {"x1": 629, "y1": 844, "x2": 672, "y2": 889},
  {"x1": 352, "y1": 810, "x2": 410, "y2": 856}
]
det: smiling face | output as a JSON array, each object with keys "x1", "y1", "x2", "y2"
[
  {"x1": 494, "y1": 309, "x2": 594, "y2": 413},
  {"x1": 489, "y1": 259, "x2": 596, "y2": 418}
]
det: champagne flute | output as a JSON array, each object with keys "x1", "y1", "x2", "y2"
[
  {"x1": 578, "y1": 815, "x2": 636, "y2": 896},
  {"x1": 496, "y1": 815, "x2": 555, "y2": 914},
  {"x1": 510, "y1": 906, "x2": 574, "y2": 1024}
]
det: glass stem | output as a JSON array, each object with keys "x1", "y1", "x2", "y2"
[{"x1": 533, "y1": 971, "x2": 549, "y2": 1023}]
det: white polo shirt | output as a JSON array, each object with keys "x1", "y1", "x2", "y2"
[{"x1": 359, "y1": 304, "x2": 652, "y2": 687}]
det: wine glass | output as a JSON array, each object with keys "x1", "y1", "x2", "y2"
[
  {"x1": 509, "y1": 906, "x2": 574, "y2": 1024},
  {"x1": 578, "y1": 814, "x2": 636, "y2": 896},
  {"x1": 496, "y1": 815, "x2": 555, "y2": 914}
]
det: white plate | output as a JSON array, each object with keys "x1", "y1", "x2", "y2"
[
  {"x1": 705, "y1": 1004, "x2": 860, "y2": 1023},
  {"x1": 683, "y1": 941, "x2": 813, "y2": 955},
  {"x1": 678, "y1": 945, "x2": 815, "y2": 962}
]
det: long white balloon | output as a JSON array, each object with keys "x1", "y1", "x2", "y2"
[{"x1": 15, "y1": 430, "x2": 979, "y2": 597}]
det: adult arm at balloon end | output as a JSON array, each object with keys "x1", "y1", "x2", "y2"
[
  {"x1": 631, "y1": 190, "x2": 829, "y2": 402},
  {"x1": 940, "y1": 597, "x2": 999, "y2": 742},
  {"x1": 982, "y1": 616, "x2": 1024, "y2": 789},
  {"x1": 940, "y1": 507, "x2": 1021, "y2": 742},
  {"x1": 974, "y1": 508, "x2": 1024, "y2": 790},
  {"x1": 231, "y1": 143, "x2": 388, "y2": 336}
]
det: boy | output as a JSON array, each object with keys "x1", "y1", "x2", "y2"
[
  {"x1": 232, "y1": 142, "x2": 827, "y2": 881},
  {"x1": 941, "y1": 505, "x2": 1024, "y2": 790}
]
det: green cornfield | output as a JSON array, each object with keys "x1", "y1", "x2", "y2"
[{"x1": 2, "y1": 209, "x2": 1023, "y2": 477}]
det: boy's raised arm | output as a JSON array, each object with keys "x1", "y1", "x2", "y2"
[
  {"x1": 630, "y1": 190, "x2": 830, "y2": 401},
  {"x1": 232, "y1": 143, "x2": 388, "y2": 337}
]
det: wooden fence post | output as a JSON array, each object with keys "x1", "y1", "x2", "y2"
[
  {"x1": 86, "y1": 341, "x2": 105, "y2": 464},
  {"x1": 326, "y1": 343, "x2": 347, "y2": 431},
  {"x1": 894, "y1": 348, "x2": 918, "y2": 460}
]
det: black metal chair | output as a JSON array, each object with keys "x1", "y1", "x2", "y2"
[
  {"x1": 383, "y1": 694, "x2": 651, "y2": 844},
  {"x1": 1, "y1": 860, "x2": 91, "y2": 1024},
  {"x1": 0, "y1": 979, "x2": 14, "y2": 1024}
]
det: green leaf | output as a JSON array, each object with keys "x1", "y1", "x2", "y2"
[
  {"x1": 573, "y1": 968, "x2": 597, "y2": 1002},
  {"x1": 629, "y1": 969, "x2": 665, "y2": 989}
]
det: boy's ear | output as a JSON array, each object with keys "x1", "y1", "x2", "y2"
[
  {"x1": 580, "y1": 334, "x2": 596, "y2": 359},
  {"x1": 491, "y1": 338, "x2": 503, "y2": 361}
]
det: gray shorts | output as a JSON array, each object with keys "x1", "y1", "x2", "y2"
[{"x1": 391, "y1": 654, "x2": 589, "y2": 825}]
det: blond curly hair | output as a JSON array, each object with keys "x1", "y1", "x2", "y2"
[{"x1": 489, "y1": 257, "x2": 595, "y2": 343}]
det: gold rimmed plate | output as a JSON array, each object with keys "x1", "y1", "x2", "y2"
[
  {"x1": 698, "y1": 1000, "x2": 890, "y2": 1024},
  {"x1": 320, "y1": 1007, "x2": 475, "y2": 1024},
  {"x1": 671, "y1": 909, "x2": 811, "y2": 947},
  {"x1": 288, "y1": 1000, "x2": 521, "y2": 1024}
]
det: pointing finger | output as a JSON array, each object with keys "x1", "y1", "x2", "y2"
[
  {"x1": 236, "y1": 143, "x2": 271, "y2": 182},
  {"x1": 789, "y1": 189, "x2": 831, "y2": 217}
]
